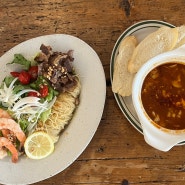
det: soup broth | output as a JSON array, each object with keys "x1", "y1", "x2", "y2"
[{"x1": 141, "y1": 62, "x2": 185, "y2": 130}]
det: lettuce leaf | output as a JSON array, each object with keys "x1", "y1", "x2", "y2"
[
  {"x1": 40, "y1": 109, "x2": 51, "y2": 123},
  {"x1": 8, "y1": 54, "x2": 31, "y2": 70}
]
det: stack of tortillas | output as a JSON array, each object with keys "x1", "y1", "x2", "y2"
[{"x1": 112, "y1": 25, "x2": 185, "y2": 97}]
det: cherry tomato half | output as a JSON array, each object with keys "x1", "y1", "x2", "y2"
[
  {"x1": 39, "y1": 85, "x2": 49, "y2": 98},
  {"x1": 28, "y1": 91, "x2": 39, "y2": 97},
  {"x1": 18, "y1": 71, "x2": 31, "y2": 85},
  {"x1": 10, "y1": 72, "x2": 20, "y2": 77}
]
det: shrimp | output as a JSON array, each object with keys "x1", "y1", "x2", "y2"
[
  {"x1": 0, "y1": 109, "x2": 22, "y2": 163},
  {"x1": 0, "y1": 108, "x2": 12, "y2": 139},
  {"x1": 0, "y1": 137, "x2": 18, "y2": 163},
  {"x1": 0, "y1": 108, "x2": 11, "y2": 118},
  {"x1": 1, "y1": 129, "x2": 11, "y2": 138},
  {"x1": 0, "y1": 118, "x2": 26, "y2": 146}
]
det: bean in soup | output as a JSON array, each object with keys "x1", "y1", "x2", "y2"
[{"x1": 141, "y1": 63, "x2": 185, "y2": 130}]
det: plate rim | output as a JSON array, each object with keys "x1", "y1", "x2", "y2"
[{"x1": 110, "y1": 20, "x2": 185, "y2": 145}]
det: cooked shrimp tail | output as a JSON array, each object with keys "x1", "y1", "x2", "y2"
[{"x1": 0, "y1": 137, "x2": 18, "y2": 163}]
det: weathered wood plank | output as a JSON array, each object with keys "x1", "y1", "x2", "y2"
[{"x1": 1, "y1": 0, "x2": 185, "y2": 185}]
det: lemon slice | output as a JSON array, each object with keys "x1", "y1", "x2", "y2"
[{"x1": 24, "y1": 131, "x2": 54, "y2": 159}]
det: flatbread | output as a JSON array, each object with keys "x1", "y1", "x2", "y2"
[
  {"x1": 173, "y1": 25, "x2": 185, "y2": 49},
  {"x1": 127, "y1": 26, "x2": 179, "y2": 74},
  {"x1": 112, "y1": 35, "x2": 138, "y2": 96}
]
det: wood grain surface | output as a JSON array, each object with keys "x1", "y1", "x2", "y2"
[{"x1": 1, "y1": 0, "x2": 185, "y2": 185}]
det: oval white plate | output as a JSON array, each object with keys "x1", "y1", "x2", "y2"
[
  {"x1": 110, "y1": 20, "x2": 185, "y2": 145},
  {"x1": 0, "y1": 34, "x2": 106, "y2": 185}
]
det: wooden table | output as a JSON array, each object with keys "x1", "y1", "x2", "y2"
[{"x1": 1, "y1": 0, "x2": 185, "y2": 185}]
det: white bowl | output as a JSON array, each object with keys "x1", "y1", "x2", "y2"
[{"x1": 132, "y1": 44, "x2": 185, "y2": 151}]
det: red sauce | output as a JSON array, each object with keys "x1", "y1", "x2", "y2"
[{"x1": 141, "y1": 63, "x2": 185, "y2": 130}]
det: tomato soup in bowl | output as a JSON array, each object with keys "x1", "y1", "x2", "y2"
[
  {"x1": 132, "y1": 45, "x2": 185, "y2": 151},
  {"x1": 142, "y1": 62, "x2": 185, "y2": 130}
]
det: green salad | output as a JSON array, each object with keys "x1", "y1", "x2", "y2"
[{"x1": 0, "y1": 54, "x2": 58, "y2": 134}]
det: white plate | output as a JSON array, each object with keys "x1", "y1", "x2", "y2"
[
  {"x1": 0, "y1": 34, "x2": 106, "y2": 185},
  {"x1": 110, "y1": 20, "x2": 185, "y2": 145}
]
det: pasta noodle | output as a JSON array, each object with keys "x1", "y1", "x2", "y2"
[{"x1": 36, "y1": 77, "x2": 81, "y2": 143}]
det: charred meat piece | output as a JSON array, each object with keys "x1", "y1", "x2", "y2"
[
  {"x1": 34, "y1": 44, "x2": 77, "y2": 92},
  {"x1": 40, "y1": 44, "x2": 53, "y2": 56},
  {"x1": 34, "y1": 44, "x2": 53, "y2": 63}
]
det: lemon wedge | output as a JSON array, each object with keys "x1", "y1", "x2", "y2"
[{"x1": 24, "y1": 131, "x2": 54, "y2": 159}]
